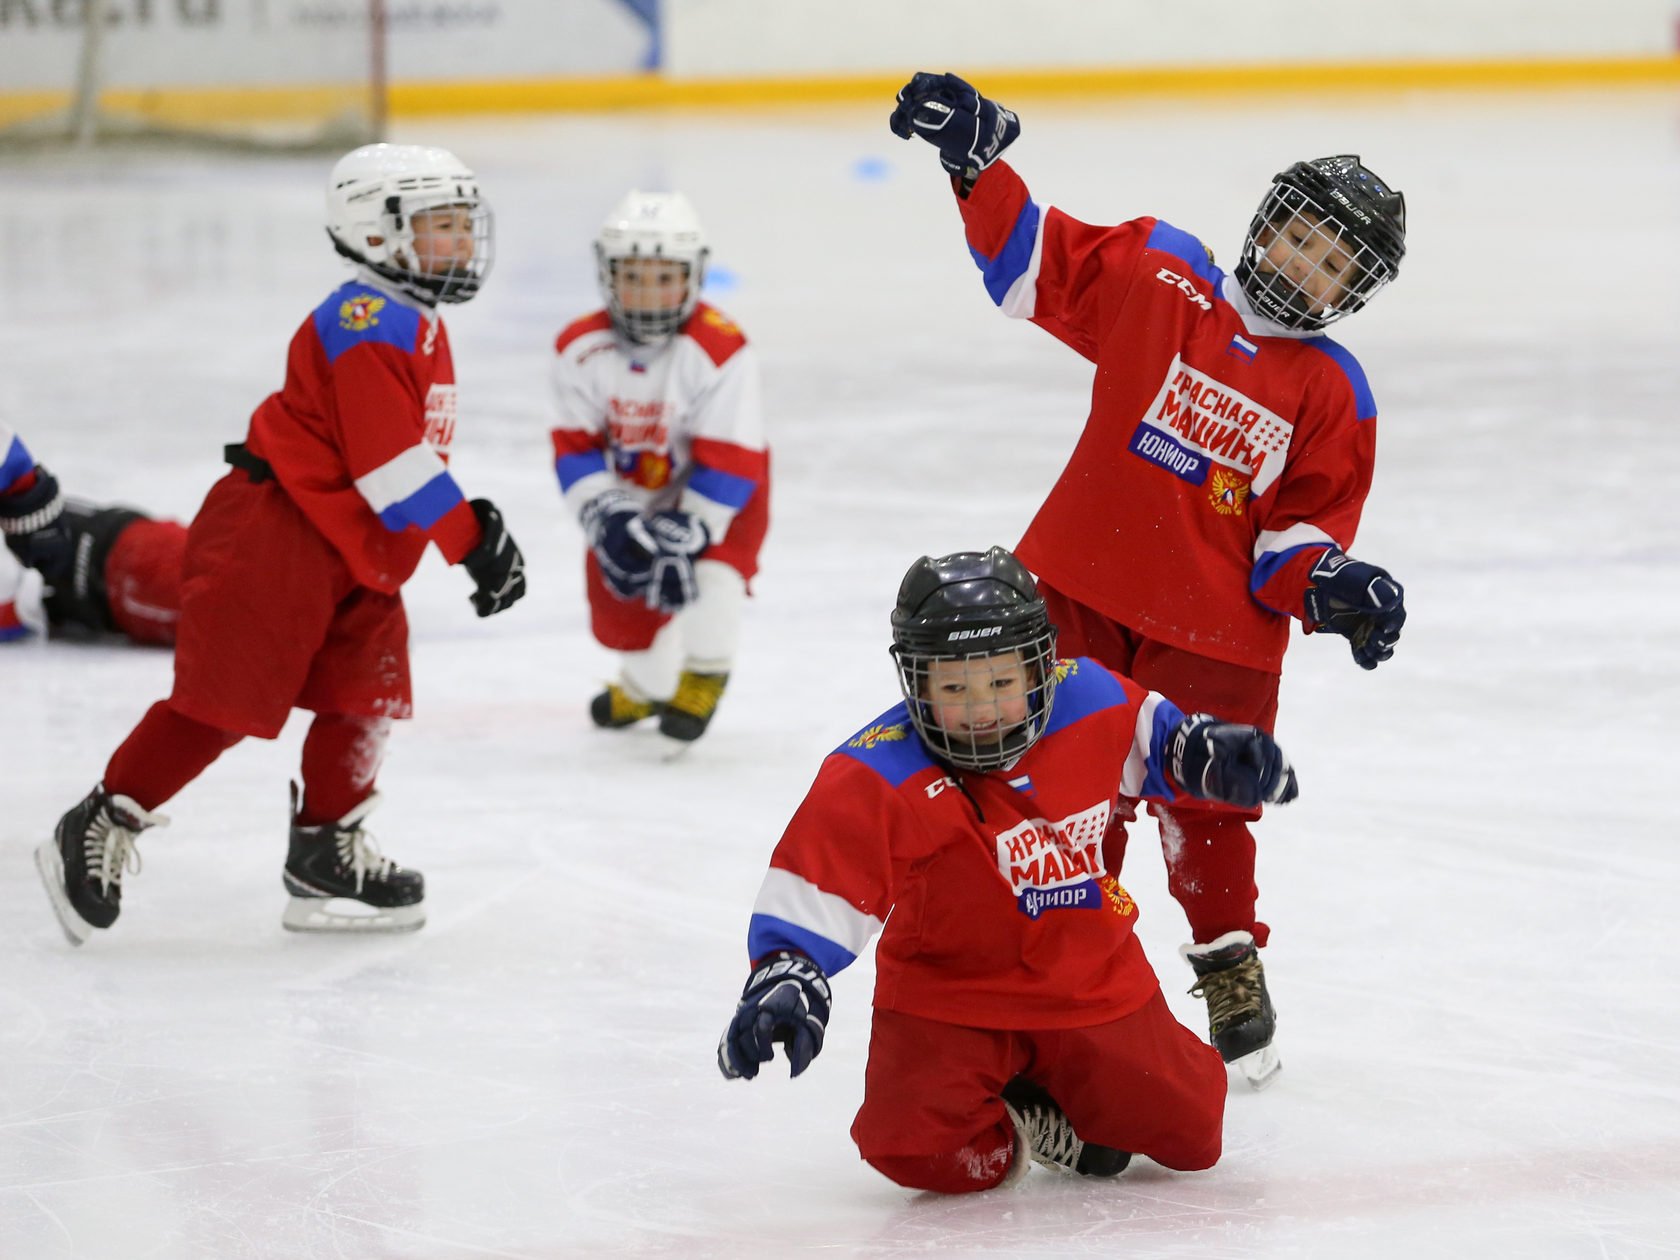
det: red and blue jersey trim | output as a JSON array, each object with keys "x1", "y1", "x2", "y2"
[{"x1": 969, "y1": 196, "x2": 1042, "y2": 307}]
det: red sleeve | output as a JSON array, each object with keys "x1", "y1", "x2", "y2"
[
  {"x1": 331, "y1": 341, "x2": 481, "y2": 564},
  {"x1": 955, "y1": 160, "x2": 1150, "y2": 362},
  {"x1": 1251, "y1": 394, "x2": 1377, "y2": 623}
]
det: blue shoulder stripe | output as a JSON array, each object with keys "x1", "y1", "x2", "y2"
[
  {"x1": 968, "y1": 197, "x2": 1041, "y2": 307},
  {"x1": 834, "y1": 702, "x2": 937, "y2": 789},
  {"x1": 1145, "y1": 220, "x2": 1223, "y2": 289},
  {"x1": 1303, "y1": 336, "x2": 1377, "y2": 421},
  {"x1": 1041, "y1": 658, "x2": 1129, "y2": 738},
  {"x1": 313, "y1": 283, "x2": 422, "y2": 365}
]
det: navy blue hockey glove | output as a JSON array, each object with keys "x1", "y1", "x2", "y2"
[
  {"x1": 718, "y1": 951, "x2": 833, "y2": 1081},
  {"x1": 888, "y1": 71, "x2": 1020, "y2": 199},
  {"x1": 461, "y1": 499, "x2": 527, "y2": 618},
  {"x1": 581, "y1": 489, "x2": 655, "y2": 601},
  {"x1": 1170, "y1": 714, "x2": 1299, "y2": 809},
  {"x1": 643, "y1": 510, "x2": 710, "y2": 614},
  {"x1": 0, "y1": 465, "x2": 71, "y2": 580},
  {"x1": 1303, "y1": 547, "x2": 1406, "y2": 670}
]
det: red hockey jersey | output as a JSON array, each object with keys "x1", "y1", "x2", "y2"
[
  {"x1": 744, "y1": 659, "x2": 1191, "y2": 1030},
  {"x1": 956, "y1": 162, "x2": 1380, "y2": 673},
  {"x1": 245, "y1": 277, "x2": 480, "y2": 594}
]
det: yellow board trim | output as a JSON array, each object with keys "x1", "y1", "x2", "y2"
[
  {"x1": 4, "y1": 55, "x2": 1677, "y2": 129},
  {"x1": 389, "y1": 56, "x2": 1680, "y2": 116}
]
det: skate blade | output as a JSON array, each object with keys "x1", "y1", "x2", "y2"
[
  {"x1": 657, "y1": 734, "x2": 700, "y2": 762},
  {"x1": 281, "y1": 896, "x2": 425, "y2": 934},
  {"x1": 1231, "y1": 1044, "x2": 1282, "y2": 1091},
  {"x1": 34, "y1": 840, "x2": 92, "y2": 947}
]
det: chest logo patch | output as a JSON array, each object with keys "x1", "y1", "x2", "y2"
[
  {"x1": 995, "y1": 801, "x2": 1113, "y2": 920},
  {"x1": 1136, "y1": 356, "x2": 1294, "y2": 495}
]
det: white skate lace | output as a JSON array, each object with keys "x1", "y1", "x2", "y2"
[
  {"x1": 336, "y1": 829, "x2": 395, "y2": 892},
  {"x1": 1008, "y1": 1102, "x2": 1083, "y2": 1172},
  {"x1": 86, "y1": 816, "x2": 145, "y2": 894}
]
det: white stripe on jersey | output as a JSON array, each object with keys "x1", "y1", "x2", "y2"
[
  {"x1": 1120, "y1": 692, "x2": 1168, "y2": 798},
  {"x1": 354, "y1": 444, "x2": 449, "y2": 515},
  {"x1": 753, "y1": 866, "x2": 884, "y2": 959},
  {"x1": 999, "y1": 211, "x2": 1048, "y2": 320},
  {"x1": 1254, "y1": 521, "x2": 1336, "y2": 563}
]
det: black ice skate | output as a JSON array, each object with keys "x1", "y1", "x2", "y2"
[
  {"x1": 282, "y1": 784, "x2": 425, "y2": 934},
  {"x1": 1001, "y1": 1076, "x2": 1131, "y2": 1179},
  {"x1": 590, "y1": 681, "x2": 663, "y2": 729},
  {"x1": 36, "y1": 784, "x2": 167, "y2": 946},
  {"x1": 659, "y1": 669, "x2": 728, "y2": 743},
  {"x1": 1183, "y1": 930, "x2": 1281, "y2": 1090}
]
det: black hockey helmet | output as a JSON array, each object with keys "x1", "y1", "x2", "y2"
[
  {"x1": 889, "y1": 547, "x2": 1059, "y2": 772},
  {"x1": 1235, "y1": 155, "x2": 1406, "y2": 332}
]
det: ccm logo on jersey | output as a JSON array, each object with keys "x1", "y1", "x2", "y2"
[
  {"x1": 1156, "y1": 268, "x2": 1212, "y2": 311},
  {"x1": 947, "y1": 626, "x2": 1002, "y2": 642}
]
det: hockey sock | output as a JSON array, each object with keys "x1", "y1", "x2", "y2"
[
  {"x1": 104, "y1": 701, "x2": 242, "y2": 811},
  {"x1": 297, "y1": 713, "x2": 390, "y2": 825},
  {"x1": 1153, "y1": 807, "x2": 1270, "y2": 949}
]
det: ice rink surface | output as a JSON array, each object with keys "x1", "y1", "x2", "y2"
[{"x1": 2, "y1": 84, "x2": 1678, "y2": 1258}]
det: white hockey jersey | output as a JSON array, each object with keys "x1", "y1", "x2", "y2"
[{"x1": 549, "y1": 303, "x2": 769, "y2": 549}]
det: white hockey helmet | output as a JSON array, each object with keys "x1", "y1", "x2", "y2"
[
  {"x1": 325, "y1": 143, "x2": 493, "y2": 305},
  {"x1": 594, "y1": 190, "x2": 709, "y2": 343}
]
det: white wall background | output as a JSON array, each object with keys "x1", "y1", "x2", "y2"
[
  {"x1": 664, "y1": 0, "x2": 1680, "y2": 75},
  {"x1": 0, "y1": 0, "x2": 1675, "y2": 94}
]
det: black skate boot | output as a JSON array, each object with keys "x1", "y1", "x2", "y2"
[
  {"x1": 590, "y1": 681, "x2": 663, "y2": 729},
  {"x1": 658, "y1": 669, "x2": 728, "y2": 743},
  {"x1": 36, "y1": 784, "x2": 167, "y2": 946},
  {"x1": 1001, "y1": 1076, "x2": 1131, "y2": 1178},
  {"x1": 1183, "y1": 930, "x2": 1281, "y2": 1089},
  {"x1": 282, "y1": 784, "x2": 425, "y2": 934}
]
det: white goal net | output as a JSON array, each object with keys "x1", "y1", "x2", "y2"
[{"x1": 0, "y1": 0, "x2": 385, "y2": 151}]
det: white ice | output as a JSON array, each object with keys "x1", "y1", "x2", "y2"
[{"x1": 2, "y1": 87, "x2": 1679, "y2": 1258}]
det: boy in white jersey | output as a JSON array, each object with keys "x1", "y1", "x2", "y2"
[{"x1": 549, "y1": 191, "x2": 770, "y2": 745}]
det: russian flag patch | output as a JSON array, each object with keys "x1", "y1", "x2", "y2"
[
  {"x1": 1007, "y1": 773, "x2": 1036, "y2": 796},
  {"x1": 1227, "y1": 334, "x2": 1258, "y2": 362}
]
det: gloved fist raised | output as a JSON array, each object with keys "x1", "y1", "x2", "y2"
[
  {"x1": 1170, "y1": 714, "x2": 1298, "y2": 809},
  {"x1": 718, "y1": 951, "x2": 832, "y2": 1081},
  {"x1": 1303, "y1": 547, "x2": 1405, "y2": 670},
  {"x1": 0, "y1": 465, "x2": 71, "y2": 579},
  {"x1": 461, "y1": 498, "x2": 527, "y2": 617},
  {"x1": 888, "y1": 71, "x2": 1020, "y2": 199}
]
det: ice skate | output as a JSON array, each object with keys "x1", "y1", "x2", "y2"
[
  {"x1": 1001, "y1": 1076, "x2": 1131, "y2": 1177},
  {"x1": 590, "y1": 681, "x2": 663, "y2": 729},
  {"x1": 1183, "y1": 930, "x2": 1281, "y2": 1090},
  {"x1": 659, "y1": 668, "x2": 728, "y2": 743},
  {"x1": 281, "y1": 785, "x2": 425, "y2": 934},
  {"x1": 37, "y1": 784, "x2": 167, "y2": 946}
]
